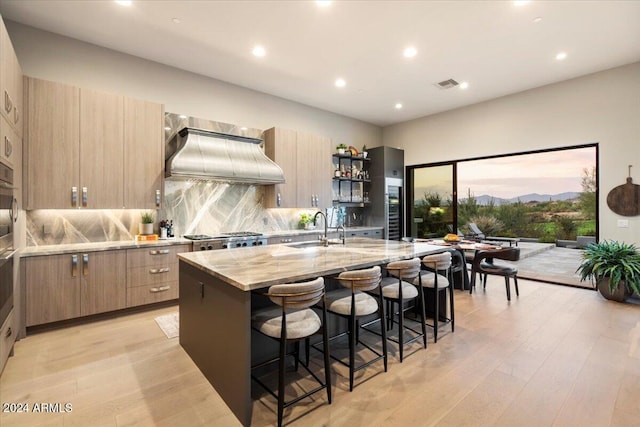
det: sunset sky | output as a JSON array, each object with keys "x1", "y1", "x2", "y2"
[{"x1": 413, "y1": 147, "x2": 596, "y2": 200}]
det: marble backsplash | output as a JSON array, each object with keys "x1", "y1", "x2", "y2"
[{"x1": 26, "y1": 180, "x2": 318, "y2": 246}]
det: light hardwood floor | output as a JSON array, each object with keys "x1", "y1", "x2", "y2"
[{"x1": 1, "y1": 277, "x2": 639, "y2": 427}]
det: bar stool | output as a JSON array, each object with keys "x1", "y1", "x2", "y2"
[
  {"x1": 380, "y1": 257, "x2": 426, "y2": 362},
  {"x1": 323, "y1": 265, "x2": 387, "y2": 391},
  {"x1": 251, "y1": 277, "x2": 331, "y2": 427},
  {"x1": 414, "y1": 251, "x2": 454, "y2": 343}
]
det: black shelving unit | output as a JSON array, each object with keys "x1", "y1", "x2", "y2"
[{"x1": 332, "y1": 153, "x2": 371, "y2": 205}]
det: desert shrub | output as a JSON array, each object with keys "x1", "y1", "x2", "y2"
[{"x1": 466, "y1": 215, "x2": 504, "y2": 236}]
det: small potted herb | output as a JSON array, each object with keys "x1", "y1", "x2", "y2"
[
  {"x1": 576, "y1": 240, "x2": 640, "y2": 302},
  {"x1": 361, "y1": 144, "x2": 368, "y2": 158},
  {"x1": 299, "y1": 213, "x2": 315, "y2": 230},
  {"x1": 336, "y1": 143, "x2": 347, "y2": 155},
  {"x1": 139, "y1": 211, "x2": 155, "y2": 235}
]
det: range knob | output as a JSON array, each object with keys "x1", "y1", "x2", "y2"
[
  {"x1": 200, "y1": 245, "x2": 206, "y2": 251},
  {"x1": 235, "y1": 243, "x2": 242, "y2": 248},
  {"x1": 252, "y1": 241, "x2": 258, "y2": 246},
  {"x1": 222, "y1": 244, "x2": 228, "y2": 249},
  {"x1": 207, "y1": 245, "x2": 213, "y2": 250},
  {"x1": 257, "y1": 241, "x2": 263, "y2": 245}
]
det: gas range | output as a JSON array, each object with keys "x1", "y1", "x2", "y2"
[{"x1": 184, "y1": 232, "x2": 267, "y2": 251}]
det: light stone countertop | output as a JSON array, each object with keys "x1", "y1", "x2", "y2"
[
  {"x1": 178, "y1": 237, "x2": 449, "y2": 291},
  {"x1": 19, "y1": 227, "x2": 384, "y2": 257},
  {"x1": 20, "y1": 238, "x2": 193, "y2": 257}
]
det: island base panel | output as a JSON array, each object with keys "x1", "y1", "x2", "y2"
[{"x1": 179, "y1": 261, "x2": 252, "y2": 426}]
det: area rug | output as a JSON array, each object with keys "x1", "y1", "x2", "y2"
[{"x1": 154, "y1": 312, "x2": 179, "y2": 339}]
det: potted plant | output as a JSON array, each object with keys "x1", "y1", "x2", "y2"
[
  {"x1": 361, "y1": 144, "x2": 368, "y2": 158},
  {"x1": 336, "y1": 143, "x2": 347, "y2": 155},
  {"x1": 139, "y1": 211, "x2": 155, "y2": 235},
  {"x1": 576, "y1": 240, "x2": 640, "y2": 302},
  {"x1": 299, "y1": 212, "x2": 315, "y2": 230}
]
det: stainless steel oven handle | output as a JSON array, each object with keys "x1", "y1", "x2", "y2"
[{"x1": 10, "y1": 197, "x2": 18, "y2": 223}]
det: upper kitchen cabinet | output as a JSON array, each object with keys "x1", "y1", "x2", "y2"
[
  {"x1": 24, "y1": 78, "x2": 80, "y2": 209},
  {"x1": 79, "y1": 88, "x2": 125, "y2": 208},
  {"x1": 123, "y1": 97, "x2": 163, "y2": 209},
  {"x1": 264, "y1": 127, "x2": 332, "y2": 209},
  {"x1": 24, "y1": 77, "x2": 164, "y2": 209},
  {"x1": 0, "y1": 19, "x2": 23, "y2": 138},
  {"x1": 264, "y1": 128, "x2": 297, "y2": 208}
]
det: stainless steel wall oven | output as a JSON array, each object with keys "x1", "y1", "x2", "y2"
[{"x1": 0, "y1": 162, "x2": 16, "y2": 327}]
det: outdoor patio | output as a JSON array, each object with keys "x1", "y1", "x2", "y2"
[{"x1": 483, "y1": 241, "x2": 592, "y2": 289}]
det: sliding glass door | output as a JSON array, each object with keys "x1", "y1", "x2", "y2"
[{"x1": 408, "y1": 163, "x2": 455, "y2": 238}]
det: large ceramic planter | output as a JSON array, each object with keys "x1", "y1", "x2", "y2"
[{"x1": 596, "y1": 277, "x2": 628, "y2": 302}]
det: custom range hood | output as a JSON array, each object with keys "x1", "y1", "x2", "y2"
[{"x1": 165, "y1": 127, "x2": 285, "y2": 184}]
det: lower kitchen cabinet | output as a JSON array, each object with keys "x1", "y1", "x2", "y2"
[
  {"x1": 126, "y1": 244, "x2": 190, "y2": 307},
  {"x1": 0, "y1": 309, "x2": 16, "y2": 373},
  {"x1": 346, "y1": 228, "x2": 383, "y2": 239},
  {"x1": 24, "y1": 244, "x2": 191, "y2": 327},
  {"x1": 25, "y1": 251, "x2": 126, "y2": 326}
]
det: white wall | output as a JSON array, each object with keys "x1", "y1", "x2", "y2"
[
  {"x1": 6, "y1": 21, "x2": 381, "y2": 149},
  {"x1": 383, "y1": 62, "x2": 640, "y2": 243}
]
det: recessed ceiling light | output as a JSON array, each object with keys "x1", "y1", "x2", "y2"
[
  {"x1": 179, "y1": 114, "x2": 187, "y2": 119},
  {"x1": 513, "y1": 0, "x2": 530, "y2": 6},
  {"x1": 164, "y1": 127, "x2": 171, "y2": 131},
  {"x1": 252, "y1": 45, "x2": 266, "y2": 57},
  {"x1": 556, "y1": 52, "x2": 567, "y2": 60},
  {"x1": 316, "y1": 1, "x2": 332, "y2": 7},
  {"x1": 459, "y1": 81, "x2": 469, "y2": 89},
  {"x1": 335, "y1": 78, "x2": 346, "y2": 88},
  {"x1": 114, "y1": 0, "x2": 132, "y2": 6},
  {"x1": 171, "y1": 18, "x2": 181, "y2": 24},
  {"x1": 533, "y1": 16, "x2": 543, "y2": 23},
  {"x1": 403, "y1": 47, "x2": 417, "y2": 58},
  {"x1": 395, "y1": 103, "x2": 403, "y2": 110},
  {"x1": 240, "y1": 127, "x2": 248, "y2": 131}
]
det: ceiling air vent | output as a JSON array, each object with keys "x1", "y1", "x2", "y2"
[{"x1": 434, "y1": 79, "x2": 459, "y2": 89}]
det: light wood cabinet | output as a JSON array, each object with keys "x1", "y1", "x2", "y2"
[
  {"x1": 24, "y1": 78, "x2": 80, "y2": 209},
  {"x1": 124, "y1": 97, "x2": 163, "y2": 209},
  {"x1": 0, "y1": 115, "x2": 19, "y2": 168},
  {"x1": 0, "y1": 19, "x2": 23, "y2": 138},
  {"x1": 264, "y1": 127, "x2": 297, "y2": 208},
  {"x1": 25, "y1": 77, "x2": 164, "y2": 209},
  {"x1": 264, "y1": 127, "x2": 332, "y2": 209},
  {"x1": 25, "y1": 251, "x2": 127, "y2": 326},
  {"x1": 80, "y1": 88, "x2": 125, "y2": 208},
  {"x1": 126, "y1": 244, "x2": 190, "y2": 307}
]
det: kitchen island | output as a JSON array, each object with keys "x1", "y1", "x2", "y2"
[{"x1": 178, "y1": 238, "x2": 448, "y2": 426}]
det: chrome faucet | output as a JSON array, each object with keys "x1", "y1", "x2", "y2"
[
  {"x1": 313, "y1": 211, "x2": 328, "y2": 246},
  {"x1": 337, "y1": 223, "x2": 346, "y2": 245}
]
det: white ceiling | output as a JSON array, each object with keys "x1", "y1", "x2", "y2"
[{"x1": 1, "y1": 0, "x2": 639, "y2": 127}]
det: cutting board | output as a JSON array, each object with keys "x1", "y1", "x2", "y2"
[{"x1": 607, "y1": 176, "x2": 640, "y2": 216}]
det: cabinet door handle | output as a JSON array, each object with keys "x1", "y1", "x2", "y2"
[
  {"x1": 149, "y1": 249, "x2": 170, "y2": 255},
  {"x1": 277, "y1": 192, "x2": 281, "y2": 207},
  {"x1": 14, "y1": 106, "x2": 19, "y2": 125},
  {"x1": 149, "y1": 267, "x2": 170, "y2": 274},
  {"x1": 82, "y1": 187, "x2": 88, "y2": 207},
  {"x1": 71, "y1": 255, "x2": 78, "y2": 277},
  {"x1": 83, "y1": 254, "x2": 89, "y2": 276},
  {"x1": 71, "y1": 187, "x2": 78, "y2": 207},
  {"x1": 4, "y1": 91, "x2": 12, "y2": 114},
  {"x1": 155, "y1": 189, "x2": 161, "y2": 207},
  {"x1": 5, "y1": 327, "x2": 12, "y2": 338},
  {"x1": 4, "y1": 136, "x2": 12, "y2": 158},
  {"x1": 150, "y1": 285, "x2": 171, "y2": 293}
]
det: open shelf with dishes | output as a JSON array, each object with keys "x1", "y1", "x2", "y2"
[{"x1": 332, "y1": 152, "x2": 371, "y2": 205}]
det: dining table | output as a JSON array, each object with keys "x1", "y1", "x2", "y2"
[{"x1": 413, "y1": 239, "x2": 505, "y2": 290}]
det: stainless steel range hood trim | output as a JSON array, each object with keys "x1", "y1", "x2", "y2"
[{"x1": 165, "y1": 127, "x2": 285, "y2": 185}]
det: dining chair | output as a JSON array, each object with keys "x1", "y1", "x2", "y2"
[{"x1": 470, "y1": 247, "x2": 520, "y2": 301}]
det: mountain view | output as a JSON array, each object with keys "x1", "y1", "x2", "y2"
[{"x1": 460, "y1": 192, "x2": 581, "y2": 206}]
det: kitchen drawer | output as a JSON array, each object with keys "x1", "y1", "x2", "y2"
[
  {"x1": 347, "y1": 229, "x2": 383, "y2": 239},
  {"x1": 127, "y1": 264, "x2": 178, "y2": 288},
  {"x1": 0, "y1": 309, "x2": 16, "y2": 373},
  {"x1": 127, "y1": 282, "x2": 178, "y2": 307},
  {"x1": 127, "y1": 244, "x2": 190, "y2": 268}
]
